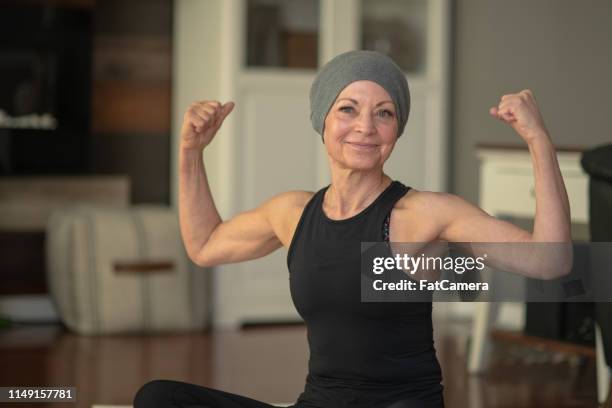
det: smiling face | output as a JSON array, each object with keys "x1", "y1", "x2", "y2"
[{"x1": 323, "y1": 80, "x2": 399, "y2": 172}]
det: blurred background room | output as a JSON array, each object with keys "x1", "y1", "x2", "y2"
[{"x1": 0, "y1": 0, "x2": 611, "y2": 407}]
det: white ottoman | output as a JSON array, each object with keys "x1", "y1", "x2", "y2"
[{"x1": 46, "y1": 205, "x2": 209, "y2": 335}]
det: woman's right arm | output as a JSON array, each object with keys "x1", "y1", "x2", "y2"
[
  {"x1": 180, "y1": 146, "x2": 287, "y2": 267},
  {"x1": 178, "y1": 100, "x2": 284, "y2": 267}
]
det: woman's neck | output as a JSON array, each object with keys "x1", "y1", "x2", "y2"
[{"x1": 324, "y1": 172, "x2": 392, "y2": 219}]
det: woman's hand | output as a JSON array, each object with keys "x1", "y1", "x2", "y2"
[
  {"x1": 180, "y1": 100, "x2": 235, "y2": 151},
  {"x1": 489, "y1": 89, "x2": 549, "y2": 144}
]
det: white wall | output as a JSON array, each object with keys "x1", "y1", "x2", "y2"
[{"x1": 171, "y1": 0, "x2": 224, "y2": 210}]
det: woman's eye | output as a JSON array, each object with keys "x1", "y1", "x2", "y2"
[
  {"x1": 339, "y1": 106, "x2": 354, "y2": 113},
  {"x1": 377, "y1": 110, "x2": 394, "y2": 118}
]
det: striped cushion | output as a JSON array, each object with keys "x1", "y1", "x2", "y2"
[{"x1": 46, "y1": 205, "x2": 208, "y2": 334}]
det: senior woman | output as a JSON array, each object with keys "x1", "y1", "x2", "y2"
[{"x1": 133, "y1": 50, "x2": 572, "y2": 408}]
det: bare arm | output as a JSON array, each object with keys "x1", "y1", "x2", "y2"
[
  {"x1": 178, "y1": 99, "x2": 296, "y2": 267},
  {"x1": 178, "y1": 100, "x2": 233, "y2": 263},
  {"x1": 438, "y1": 90, "x2": 572, "y2": 279},
  {"x1": 178, "y1": 147, "x2": 222, "y2": 263},
  {"x1": 528, "y1": 135, "x2": 571, "y2": 242},
  {"x1": 491, "y1": 90, "x2": 571, "y2": 243},
  {"x1": 180, "y1": 147, "x2": 287, "y2": 266}
]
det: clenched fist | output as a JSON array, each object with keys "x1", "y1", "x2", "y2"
[
  {"x1": 180, "y1": 100, "x2": 235, "y2": 151},
  {"x1": 489, "y1": 90, "x2": 549, "y2": 144}
]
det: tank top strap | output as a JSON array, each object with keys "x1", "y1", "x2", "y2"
[
  {"x1": 367, "y1": 180, "x2": 410, "y2": 241},
  {"x1": 372, "y1": 180, "x2": 411, "y2": 218}
]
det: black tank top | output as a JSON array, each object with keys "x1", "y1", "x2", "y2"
[{"x1": 287, "y1": 180, "x2": 443, "y2": 408}]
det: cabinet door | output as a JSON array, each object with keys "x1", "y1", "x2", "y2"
[
  {"x1": 231, "y1": 73, "x2": 320, "y2": 325},
  {"x1": 212, "y1": 0, "x2": 322, "y2": 327}
]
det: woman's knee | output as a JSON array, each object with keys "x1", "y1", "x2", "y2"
[{"x1": 133, "y1": 379, "x2": 182, "y2": 408}]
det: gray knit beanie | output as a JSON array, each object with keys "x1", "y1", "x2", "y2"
[{"x1": 309, "y1": 50, "x2": 410, "y2": 141}]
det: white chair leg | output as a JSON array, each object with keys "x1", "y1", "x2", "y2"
[
  {"x1": 596, "y1": 323, "x2": 611, "y2": 405},
  {"x1": 468, "y1": 301, "x2": 500, "y2": 373}
]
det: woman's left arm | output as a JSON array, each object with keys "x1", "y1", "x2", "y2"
[
  {"x1": 438, "y1": 89, "x2": 573, "y2": 279},
  {"x1": 492, "y1": 89, "x2": 571, "y2": 242}
]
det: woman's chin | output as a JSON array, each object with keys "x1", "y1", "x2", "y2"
[{"x1": 342, "y1": 158, "x2": 381, "y2": 171}]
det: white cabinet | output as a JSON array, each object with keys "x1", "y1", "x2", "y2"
[
  {"x1": 468, "y1": 146, "x2": 589, "y2": 374},
  {"x1": 173, "y1": 0, "x2": 451, "y2": 327},
  {"x1": 468, "y1": 145, "x2": 609, "y2": 404},
  {"x1": 477, "y1": 147, "x2": 588, "y2": 223}
]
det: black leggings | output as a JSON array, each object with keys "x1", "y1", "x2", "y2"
[
  {"x1": 133, "y1": 379, "x2": 436, "y2": 408},
  {"x1": 133, "y1": 380, "x2": 286, "y2": 408}
]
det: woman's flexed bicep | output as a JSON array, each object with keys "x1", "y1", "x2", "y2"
[
  {"x1": 193, "y1": 204, "x2": 283, "y2": 268},
  {"x1": 190, "y1": 191, "x2": 309, "y2": 268}
]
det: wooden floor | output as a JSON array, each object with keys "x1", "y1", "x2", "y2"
[{"x1": 0, "y1": 320, "x2": 599, "y2": 408}]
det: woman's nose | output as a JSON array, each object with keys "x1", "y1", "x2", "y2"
[{"x1": 355, "y1": 112, "x2": 376, "y2": 134}]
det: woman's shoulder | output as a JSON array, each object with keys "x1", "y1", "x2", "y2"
[
  {"x1": 395, "y1": 187, "x2": 441, "y2": 208},
  {"x1": 261, "y1": 190, "x2": 316, "y2": 226},
  {"x1": 261, "y1": 190, "x2": 316, "y2": 247},
  {"x1": 393, "y1": 187, "x2": 479, "y2": 226},
  {"x1": 393, "y1": 187, "x2": 463, "y2": 217},
  {"x1": 266, "y1": 190, "x2": 316, "y2": 210},
  {"x1": 390, "y1": 188, "x2": 462, "y2": 241}
]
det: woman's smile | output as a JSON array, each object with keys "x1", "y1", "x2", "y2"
[{"x1": 345, "y1": 141, "x2": 378, "y2": 151}]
